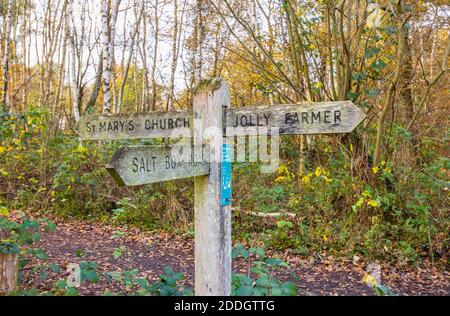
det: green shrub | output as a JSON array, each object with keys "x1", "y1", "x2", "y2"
[{"x1": 231, "y1": 244, "x2": 298, "y2": 296}]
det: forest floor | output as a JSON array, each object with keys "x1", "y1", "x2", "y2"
[{"x1": 20, "y1": 217, "x2": 449, "y2": 296}]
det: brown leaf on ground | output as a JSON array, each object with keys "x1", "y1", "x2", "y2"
[{"x1": 16, "y1": 215, "x2": 450, "y2": 296}]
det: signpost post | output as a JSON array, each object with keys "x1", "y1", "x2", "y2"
[
  {"x1": 78, "y1": 78, "x2": 366, "y2": 296},
  {"x1": 192, "y1": 80, "x2": 232, "y2": 296}
]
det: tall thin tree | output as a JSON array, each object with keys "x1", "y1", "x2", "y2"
[
  {"x1": 101, "y1": 0, "x2": 113, "y2": 114},
  {"x1": 2, "y1": 0, "x2": 13, "y2": 112}
]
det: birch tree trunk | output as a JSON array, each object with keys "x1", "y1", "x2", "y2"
[
  {"x1": 66, "y1": 0, "x2": 80, "y2": 122},
  {"x1": 150, "y1": 0, "x2": 160, "y2": 111},
  {"x1": 110, "y1": 0, "x2": 121, "y2": 113},
  {"x1": 140, "y1": 14, "x2": 150, "y2": 112},
  {"x1": 166, "y1": 0, "x2": 179, "y2": 111},
  {"x1": 101, "y1": 0, "x2": 113, "y2": 114},
  {"x1": 52, "y1": 14, "x2": 68, "y2": 132},
  {"x1": 2, "y1": 0, "x2": 13, "y2": 113}
]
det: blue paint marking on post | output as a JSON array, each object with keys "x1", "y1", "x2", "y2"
[{"x1": 221, "y1": 143, "x2": 232, "y2": 207}]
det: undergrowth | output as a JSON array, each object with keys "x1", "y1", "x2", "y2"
[{"x1": 0, "y1": 111, "x2": 448, "y2": 266}]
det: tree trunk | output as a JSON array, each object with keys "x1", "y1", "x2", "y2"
[
  {"x1": 52, "y1": 14, "x2": 68, "y2": 134},
  {"x1": 2, "y1": 0, "x2": 13, "y2": 113},
  {"x1": 110, "y1": 0, "x2": 121, "y2": 112},
  {"x1": 67, "y1": 0, "x2": 80, "y2": 122},
  {"x1": 150, "y1": 0, "x2": 160, "y2": 111},
  {"x1": 85, "y1": 51, "x2": 104, "y2": 114},
  {"x1": 284, "y1": 0, "x2": 302, "y2": 102},
  {"x1": 373, "y1": 7, "x2": 408, "y2": 167},
  {"x1": 166, "y1": 0, "x2": 179, "y2": 111},
  {"x1": 398, "y1": 26, "x2": 419, "y2": 162},
  {"x1": 140, "y1": 15, "x2": 150, "y2": 112},
  {"x1": 117, "y1": 3, "x2": 144, "y2": 113},
  {"x1": 101, "y1": 0, "x2": 112, "y2": 114},
  {"x1": 196, "y1": 0, "x2": 204, "y2": 82}
]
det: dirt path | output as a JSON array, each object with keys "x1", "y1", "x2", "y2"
[{"x1": 21, "y1": 218, "x2": 449, "y2": 296}]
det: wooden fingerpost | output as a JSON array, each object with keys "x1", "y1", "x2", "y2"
[
  {"x1": 193, "y1": 78, "x2": 232, "y2": 296},
  {"x1": 0, "y1": 253, "x2": 18, "y2": 295}
]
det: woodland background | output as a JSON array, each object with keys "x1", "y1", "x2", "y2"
[{"x1": 0, "y1": 0, "x2": 449, "y2": 271}]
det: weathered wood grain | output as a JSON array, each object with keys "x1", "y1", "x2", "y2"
[
  {"x1": 78, "y1": 110, "x2": 192, "y2": 140},
  {"x1": 0, "y1": 253, "x2": 18, "y2": 295},
  {"x1": 193, "y1": 78, "x2": 232, "y2": 296},
  {"x1": 225, "y1": 101, "x2": 366, "y2": 136},
  {"x1": 106, "y1": 145, "x2": 210, "y2": 186},
  {"x1": 78, "y1": 102, "x2": 365, "y2": 140}
]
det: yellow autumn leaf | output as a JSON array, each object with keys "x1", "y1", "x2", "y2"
[
  {"x1": 277, "y1": 163, "x2": 289, "y2": 175},
  {"x1": 314, "y1": 81, "x2": 323, "y2": 89},
  {"x1": 367, "y1": 200, "x2": 379, "y2": 207},
  {"x1": 363, "y1": 273, "x2": 378, "y2": 287},
  {"x1": 301, "y1": 174, "x2": 311, "y2": 185},
  {"x1": 315, "y1": 167, "x2": 322, "y2": 177},
  {"x1": 289, "y1": 198, "x2": 300, "y2": 207},
  {"x1": 0, "y1": 169, "x2": 10, "y2": 176},
  {"x1": 76, "y1": 144, "x2": 88, "y2": 154},
  {"x1": 362, "y1": 190, "x2": 371, "y2": 198},
  {"x1": 0, "y1": 206, "x2": 8, "y2": 217},
  {"x1": 275, "y1": 176, "x2": 288, "y2": 183},
  {"x1": 356, "y1": 198, "x2": 364, "y2": 208}
]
